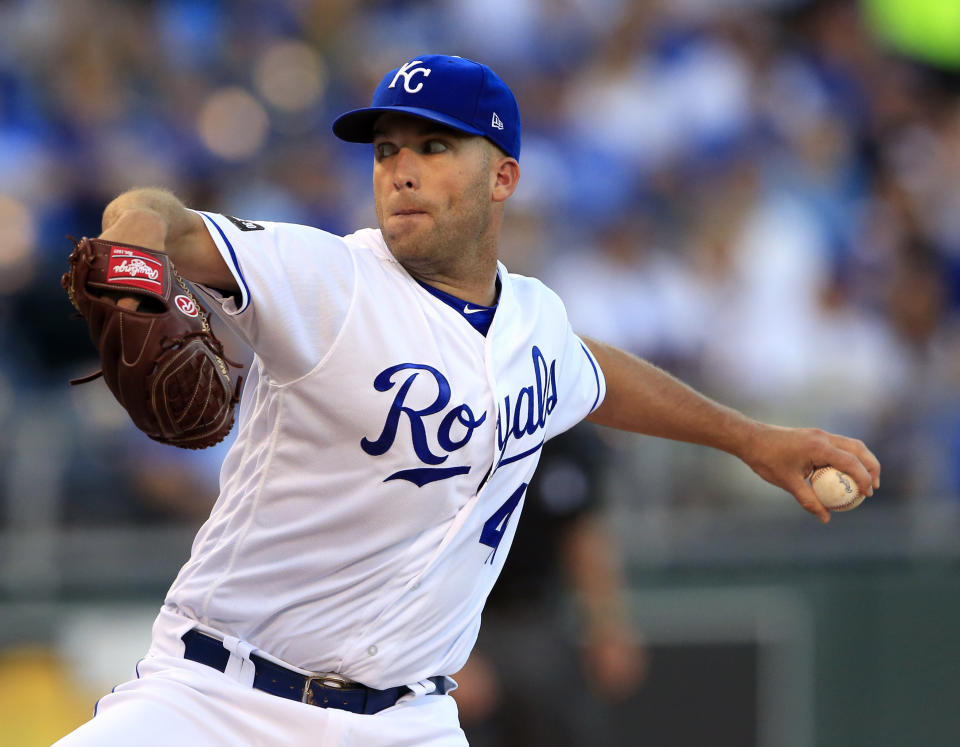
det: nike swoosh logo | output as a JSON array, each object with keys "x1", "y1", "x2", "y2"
[{"x1": 463, "y1": 305, "x2": 484, "y2": 315}]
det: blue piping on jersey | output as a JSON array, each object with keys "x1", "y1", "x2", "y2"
[
  {"x1": 497, "y1": 438, "x2": 544, "y2": 469},
  {"x1": 198, "y1": 211, "x2": 251, "y2": 309},
  {"x1": 580, "y1": 342, "x2": 602, "y2": 413}
]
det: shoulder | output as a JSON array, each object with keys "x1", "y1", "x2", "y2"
[
  {"x1": 201, "y1": 211, "x2": 366, "y2": 244},
  {"x1": 341, "y1": 228, "x2": 416, "y2": 284},
  {"x1": 342, "y1": 227, "x2": 391, "y2": 258},
  {"x1": 500, "y1": 264, "x2": 566, "y2": 314}
]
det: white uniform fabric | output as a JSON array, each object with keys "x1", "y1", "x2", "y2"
[
  {"x1": 58, "y1": 213, "x2": 605, "y2": 745},
  {"x1": 55, "y1": 607, "x2": 466, "y2": 747}
]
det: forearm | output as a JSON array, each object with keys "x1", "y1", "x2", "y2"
[
  {"x1": 100, "y1": 188, "x2": 234, "y2": 290},
  {"x1": 583, "y1": 337, "x2": 759, "y2": 460},
  {"x1": 102, "y1": 188, "x2": 198, "y2": 256},
  {"x1": 561, "y1": 515, "x2": 647, "y2": 695},
  {"x1": 582, "y1": 336, "x2": 881, "y2": 522},
  {"x1": 561, "y1": 515, "x2": 631, "y2": 637}
]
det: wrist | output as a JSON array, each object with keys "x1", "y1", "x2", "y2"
[{"x1": 720, "y1": 413, "x2": 765, "y2": 461}]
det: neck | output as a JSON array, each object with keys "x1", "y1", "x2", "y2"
[
  {"x1": 382, "y1": 208, "x2": 504, "y2": 305},
  {"x1": 396, "y1": 229, "x2": 501, "y2": 306},
  {"x1": 409, "y1": 261, "x2": 499, "y2": 306}
]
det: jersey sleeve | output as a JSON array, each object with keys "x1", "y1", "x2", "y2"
[
  {"x1": 544, "y1": 321, "x2": 606, "y2": 441},
  {"x1": 192, "y1": 211, "x2": 356, "y2": 384}
]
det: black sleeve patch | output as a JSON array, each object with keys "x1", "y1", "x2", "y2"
[{"x1": 224, "y1": 215, "x2": 265, "y2": 231}]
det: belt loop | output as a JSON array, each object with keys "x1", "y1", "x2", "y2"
[
  {"x1": 222, "y1": 635, "x2": 257, "y2": 687},
  {"x1": 405, "y1": 678, "x2": 439, "y2": 697}
]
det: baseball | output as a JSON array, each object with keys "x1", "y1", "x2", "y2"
[{"x1": 809, "y1": 466, "x2": 865, "y2": 511}]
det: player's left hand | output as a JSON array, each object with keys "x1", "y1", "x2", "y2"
[
  {"x1": 63, "y1": 237, "x2": 243, "y2": 449},
  {"x1": 740, "y1": 424, "x2": 881, "y2": 523},
  {"x1": 98, "y1": 290, "x2": 141, "y2": 310}
]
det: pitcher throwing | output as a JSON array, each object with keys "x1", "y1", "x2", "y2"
[{"x1": 56, "y1": 55, "x2": 880, "y2": 747}]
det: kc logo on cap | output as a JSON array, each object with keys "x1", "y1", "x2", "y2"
[
  {"x1": 332, "y1": 54, "x2": 522, "y2": 161},
  {"x1": 389, "y1": 60, "x2": 432, "y2": 94}
]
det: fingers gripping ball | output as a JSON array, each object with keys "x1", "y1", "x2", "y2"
[
  {"x1": 62, "y1": 237, "x2": 244, "y2": 449},
  {"x1": 809, "y1": 466, "x2": 865, "y2": 512}
]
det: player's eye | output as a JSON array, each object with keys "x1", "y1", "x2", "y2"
[
  {"x1": 374, "y1": 142, "x2": 398, "y2": 159},
  {"x1": 422, "y1": 139, "x2": 448, "y2": 154}
]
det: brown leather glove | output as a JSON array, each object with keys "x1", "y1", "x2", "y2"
[{"x1": 62, "y1": 237, "x2": 243, "y2": 449}]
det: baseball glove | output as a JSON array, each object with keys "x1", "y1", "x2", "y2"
[{"x1": 62, "y1": 237, "x2": 243, "y2": 449}]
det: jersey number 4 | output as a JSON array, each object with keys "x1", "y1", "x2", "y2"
[{"x1": 479, "y1": 482, "x2": 527, "y2": 563}]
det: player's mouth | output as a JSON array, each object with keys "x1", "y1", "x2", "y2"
[{"x1": 390, "y1": 208, "x2": 429, "y2": 227}]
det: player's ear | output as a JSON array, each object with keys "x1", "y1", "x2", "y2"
[{"x1": 491, "y1": 157, "x2": 520, "y2": 203}]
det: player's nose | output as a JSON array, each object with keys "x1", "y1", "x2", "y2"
[{"x1": 391, "y1": 147, "x2": 420, "y2": 191}]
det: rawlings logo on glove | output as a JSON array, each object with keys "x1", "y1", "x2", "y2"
[
  {"x1": 107, "y1": 251, "x2": 164, "y2": 290},
  {"x1": 62, "y1": 237, "x2": 244, "y2": 449}
]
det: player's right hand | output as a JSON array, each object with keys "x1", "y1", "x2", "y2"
[{"x1": 742, "y1": 424, "x2": 881, "y2": 523}]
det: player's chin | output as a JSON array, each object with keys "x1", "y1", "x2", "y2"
[
  {"x1": 384, "y1": 224, "x2": 432, "y2": 255},
  {"x1": 385, "y1": 212, "x2": 431, "y2": 236}
]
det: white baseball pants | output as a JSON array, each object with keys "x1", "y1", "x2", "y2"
[{"x1": 53, "y1": 609, "x2": 467, "y2": 747}]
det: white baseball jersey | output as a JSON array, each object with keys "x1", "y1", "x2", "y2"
[{"x1": 164, "y1": 212, "x2": 605, "y2": 690}]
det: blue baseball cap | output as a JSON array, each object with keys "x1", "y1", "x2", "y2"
[{"x1": 333, "y1": 55, "x2": 521, "y2": 160}]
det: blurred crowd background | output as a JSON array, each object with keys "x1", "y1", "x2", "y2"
[{"x1": 2, "y1": 0, "x2": 960, "y2": 744}]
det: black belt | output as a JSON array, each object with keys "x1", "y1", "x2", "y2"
[{"x1": 181, "y1": 629, "x2": 447, "y2": 715}]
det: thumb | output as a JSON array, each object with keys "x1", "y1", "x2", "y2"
[{"x1": 791, "y1": 477, "x2": 831, "y2": 524}]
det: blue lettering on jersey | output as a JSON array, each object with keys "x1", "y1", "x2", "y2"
[
  {"x1": 494, "y1": 346, "x2": 557, "y2": 471},
  {"x1": 361, "y1": 363, "x2": 486, "y2": 486},
  {"x1": 361, "y1": 348, "x2": 559, "y2": 486}
]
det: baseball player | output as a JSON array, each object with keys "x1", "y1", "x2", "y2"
[{"x1": 56, "y1": 55, "x2": 880, "y2": 746}]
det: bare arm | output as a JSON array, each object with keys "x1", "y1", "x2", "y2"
[
  {"x1": 560, "y1": 514, "x2": 645, "y2": 696},
  {"x1": 583, "y1": 337, "x2": 881, "y2": 523},
  {"x1": 99, "y1": 188, "x2": 237, "y2": 292}
]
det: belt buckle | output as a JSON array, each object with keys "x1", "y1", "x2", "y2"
[{"x1": 302, "y1": 673, "x2": 356, "y2": 704}]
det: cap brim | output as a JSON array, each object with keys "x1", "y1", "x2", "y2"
[{"x1": 332, "y1": 106, "x2": 485, "y2": 143}]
